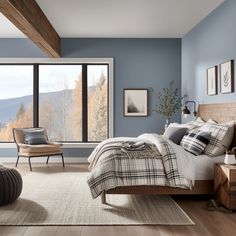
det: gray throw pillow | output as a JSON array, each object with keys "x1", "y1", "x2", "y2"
[
  {"x1": 163, "y1": 126, "x2": 188, "y2": 145},
  {"x1": 24, "y1": 129, "x2": 47, "y2": 145}
]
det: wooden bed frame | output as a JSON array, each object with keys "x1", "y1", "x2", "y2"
[{"x1": 101, "y1": 102, "x2": 236, "y2": 204}]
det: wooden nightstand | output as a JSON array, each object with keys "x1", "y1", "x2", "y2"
[{"x1": 214, "y1": 163, "x2": 236, "y2": 210}]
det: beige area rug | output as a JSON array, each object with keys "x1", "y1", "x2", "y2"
[{"x1": 0, "y1": 171, "x2": 194, "y2": 225}]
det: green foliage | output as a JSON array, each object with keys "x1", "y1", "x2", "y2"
[{"x1": 152, "y1": 81, "x2": 181, "y2": 119}]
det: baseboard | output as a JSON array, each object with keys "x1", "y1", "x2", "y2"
[{"x1": 0, "y1": 157, "x2": 89, "y2": 164}]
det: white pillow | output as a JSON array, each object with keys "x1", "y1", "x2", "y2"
[
  {"x1": 168, "y1": 122, "x2": 196, "y2": 130},
  {"x1": 195, "y1": 117, "x2": 206, "y2": 123},
  {"x1": 187, "y1": 117, "x2": 206, "y2": 128},
  {"x1": 207, "y1": 119, "x2": 217, "y2": 124},
  {"x1": 200, "y1": 121, "x2": 235, "y2": 156},
  {"x1": 207, "y1": 120, "x2": 234, "y2": 151}
]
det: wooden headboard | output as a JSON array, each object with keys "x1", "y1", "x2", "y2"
[{"x1": 198, "y1": 103, "x2": 236, "y2": 147}]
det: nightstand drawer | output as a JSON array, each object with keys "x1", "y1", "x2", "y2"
[{"x1": 230, "y1": 171, "x2": 236, "y2": 184}]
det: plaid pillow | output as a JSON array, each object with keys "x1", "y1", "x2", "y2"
[
  {"x1": 199, "y1": 123, "x2": 232, "y2": 156},
  {"x1": 180, "y1": 130, "x2": 210, "y2": 156}
]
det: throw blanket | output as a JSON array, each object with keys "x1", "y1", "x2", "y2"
[{"x1": 87, "y1": 134, "x2": 193, "y2": 198}]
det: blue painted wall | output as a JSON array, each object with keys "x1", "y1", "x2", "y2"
[
  {"x1": 0, "y1": 38, "x2": 46, "y2": 57},
  {"x1": 182, "y1": 0, "x2": 236, "y2": 108},
  {"x1": 0, "y1": 38, "x2": 181, "y2": 157}
]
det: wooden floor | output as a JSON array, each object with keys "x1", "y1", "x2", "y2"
[{"x1": 0, "y1": 163, "x2": 236, "y2": 236}]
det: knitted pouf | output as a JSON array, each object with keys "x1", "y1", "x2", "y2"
[{"x1": 0, "y1": 165, "x2": 22, "y2": 206}]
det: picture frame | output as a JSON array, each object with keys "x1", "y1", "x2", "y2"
[
  {"x1": 220, "y1": 60, "x2": 234, "y2": 94},
  {"x1": 207, "y1": 66, "x2": 218, "y2": 95},
  {"x1": 123, "y1": 89, "x2": 148, "y2": 117}
]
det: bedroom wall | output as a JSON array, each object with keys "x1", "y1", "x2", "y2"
[
  {"x1": 182, "y1": 0, "x2": 236, "y2": 114},
  {"x1": 0, "y1": 38, "x2": 181, "y2": 158}
]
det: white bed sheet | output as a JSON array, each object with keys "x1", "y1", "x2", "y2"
[
  {"x1": 167, "y1": 139, "x2": 225, "y2": 180},
  {"x1": 191, "y1": 154, "x2": 225, "y2": 180}
]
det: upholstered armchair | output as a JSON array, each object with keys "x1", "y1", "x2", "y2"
[{"x1": 13, "y1": 128, "x2": 64, "y2": 171}]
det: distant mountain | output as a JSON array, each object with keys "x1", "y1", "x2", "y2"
[
  {"x1": 0, "y1": 87, "x2": 96, "y2": 126},
  {"x1": 0, "y1": 94, "x2": 33, "y2": 125}
]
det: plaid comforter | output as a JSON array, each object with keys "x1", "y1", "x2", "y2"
[{"x1": 87, "y1": 134, "x2": 193, "y2": 198}]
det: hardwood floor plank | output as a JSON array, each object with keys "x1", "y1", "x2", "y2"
[
  {"x1": 0, "y1": 227, "x2": 12, "y2": 236},
  {"x1": 22, "y1": 226, "x2": 43, "y2": 236},
  {"x1": 55, "y1": 226, "x2": 82, "y2": 236},
  {"x1": 127, "y1": 226, "x2": 162, "y2": 236},
  {"x1": 6, "y1": 226, "x2": 28, "y2": 236},
  {"x1": 81, "y1": 226, "x2": 115, "y2": 236}
]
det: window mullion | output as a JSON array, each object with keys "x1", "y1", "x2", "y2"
[
  {"x1": 33, "y1": 64, "x2": 39, "y2": 128},
  {"x1": 82, "y1": 64, "x2": 88, "y2": 142}
]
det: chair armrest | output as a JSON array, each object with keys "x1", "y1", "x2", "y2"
[
  {"x1": 18, "y1": 143, "x2": 31, "y2": 149},
  {"x1": 47, "y1": 142, "x2": 63, "y2": 147}
]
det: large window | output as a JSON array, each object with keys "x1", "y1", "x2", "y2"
[
  {"x1": 0, "y1": 63, "x2": 110, "y2": 143},
  {"x1": 0, "y1": 65, "x2": 33, "y2": 141},
  {"x1": 39, "y1": 65, "x2": 83, "y2": 141}
]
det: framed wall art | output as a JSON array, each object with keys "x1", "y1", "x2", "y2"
[
  {"x1": 123, "y1": 89, "x2": 148, "y2": 117},
  {"x1": 220, "y1": 60, "x2": 234, "y2": 94},
  {"x1": 207, "y1": 66, "x2": 218, "y2": 95}
]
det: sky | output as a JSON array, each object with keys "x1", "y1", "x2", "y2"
[{"x1": 0, "y1": 64, "x2": 107, "y2": 99}]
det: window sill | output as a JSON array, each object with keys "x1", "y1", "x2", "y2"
[
  {"x1": 62, "y1": 143, "x2": 98, "y2": 148},
  {"x1": 0, "y1": 143, "x2": 98, "y2": 149}
]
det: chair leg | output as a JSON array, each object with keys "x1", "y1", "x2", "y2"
[
  {"x1": 46, "y1": 155, "x2": 50, "y2": 164},
  {"x1": 15, "y1": 155, "x2": 20, "y2": 167},
  {"x1": 28, "y1": 157, "x2": 32, "y2": 171},
  {"x1": 61, "y1": 154, "x2": 65, "y2": 167}
]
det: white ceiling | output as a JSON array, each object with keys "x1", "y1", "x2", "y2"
[
  {"x1": 0, "y1": 0, "x2": 224, "y2": 38},
  {"x1": 0, "y1": 13, "x2": 26, "y2": 37}
]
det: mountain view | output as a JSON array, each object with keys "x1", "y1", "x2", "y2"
[{"x1": 0, "y1": 74, "x2": 108, "y2": 142}]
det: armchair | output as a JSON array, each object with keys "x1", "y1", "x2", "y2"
[{"x1": 13, "y1": 128, "x2": 65, "y2": 171}]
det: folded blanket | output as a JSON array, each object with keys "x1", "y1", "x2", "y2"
[
  {"x1": 122, "y1": 141, "x2": 147, "y2": 151},
  {"x1": 88, "y1": 140, "x2": 159, "y2": 170}
]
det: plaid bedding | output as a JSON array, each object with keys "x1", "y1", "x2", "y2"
[{"x1": 87, "y1": 135, "x2": 193, "y2": 198}]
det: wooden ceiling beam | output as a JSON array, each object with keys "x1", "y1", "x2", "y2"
[{"x1": 0, "y1": 0, "x2": 60, "y2": 57}]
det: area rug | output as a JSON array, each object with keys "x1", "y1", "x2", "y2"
[{"x1": 0, "y1": 171, "x2": 194, "y2": 225}]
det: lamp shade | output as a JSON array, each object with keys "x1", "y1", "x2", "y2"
[{"x1": 182, "y1": 105, "x2": 191, "y2": 115}]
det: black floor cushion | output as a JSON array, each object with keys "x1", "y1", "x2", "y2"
[{"x1": 0, "y1": 165, "x2": 22, "y2": 206}]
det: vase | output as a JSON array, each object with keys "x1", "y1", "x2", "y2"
[
  {"x1": 164, "y1": 118, "x2": 170, "y2": 130},
  {"x1": 224, "y1": 154, "x2": 236, "y2": 165}
]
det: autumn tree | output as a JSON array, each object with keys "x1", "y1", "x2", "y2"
[
  {"x1": 72, "y1": 73, "x2": 83, "y2": 140},
  {"x1": 89, "y1": 72, "x2": 108, "y2": 141},
  {"x1": 16, "y1": 102, "x2": 25, "y2": 120},
  {"x1": 0, "y1": 103, "x2": 33, "y2": 141}
]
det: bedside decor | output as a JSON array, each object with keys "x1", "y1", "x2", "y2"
[
  {"x1": 224, "y1": 147, "x2": 236, "y2": 165},
  {"x1": 207, "y1": 66, "x2": 217, "y2": 95},
  {"x1": 123, "y1": 89, "x2": 148, "y2": 117},
  {"x1": 220, "y1": 60, "x2": 234, "y2": 94},
  {"x1": 152, "y1": 81, "x2": 181, "y2": 129}
]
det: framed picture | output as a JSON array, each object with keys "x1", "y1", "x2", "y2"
[
  {"x1": 220, "y1": 60, "x2": 234, "y2": 94},
  {"x1": 123, "y1": 89, "x2": 148, "y2": 117},
  {"x1": 207, "y1": 66, "x2": 218, "y2": 95}
]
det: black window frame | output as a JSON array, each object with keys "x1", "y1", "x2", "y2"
[{"x1": 0, "y1": 63, "x2": 110, "y2": 143}]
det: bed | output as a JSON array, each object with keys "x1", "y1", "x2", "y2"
[{"x1": 88, "y1": 102, "x2": 236, "y2": 204}]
